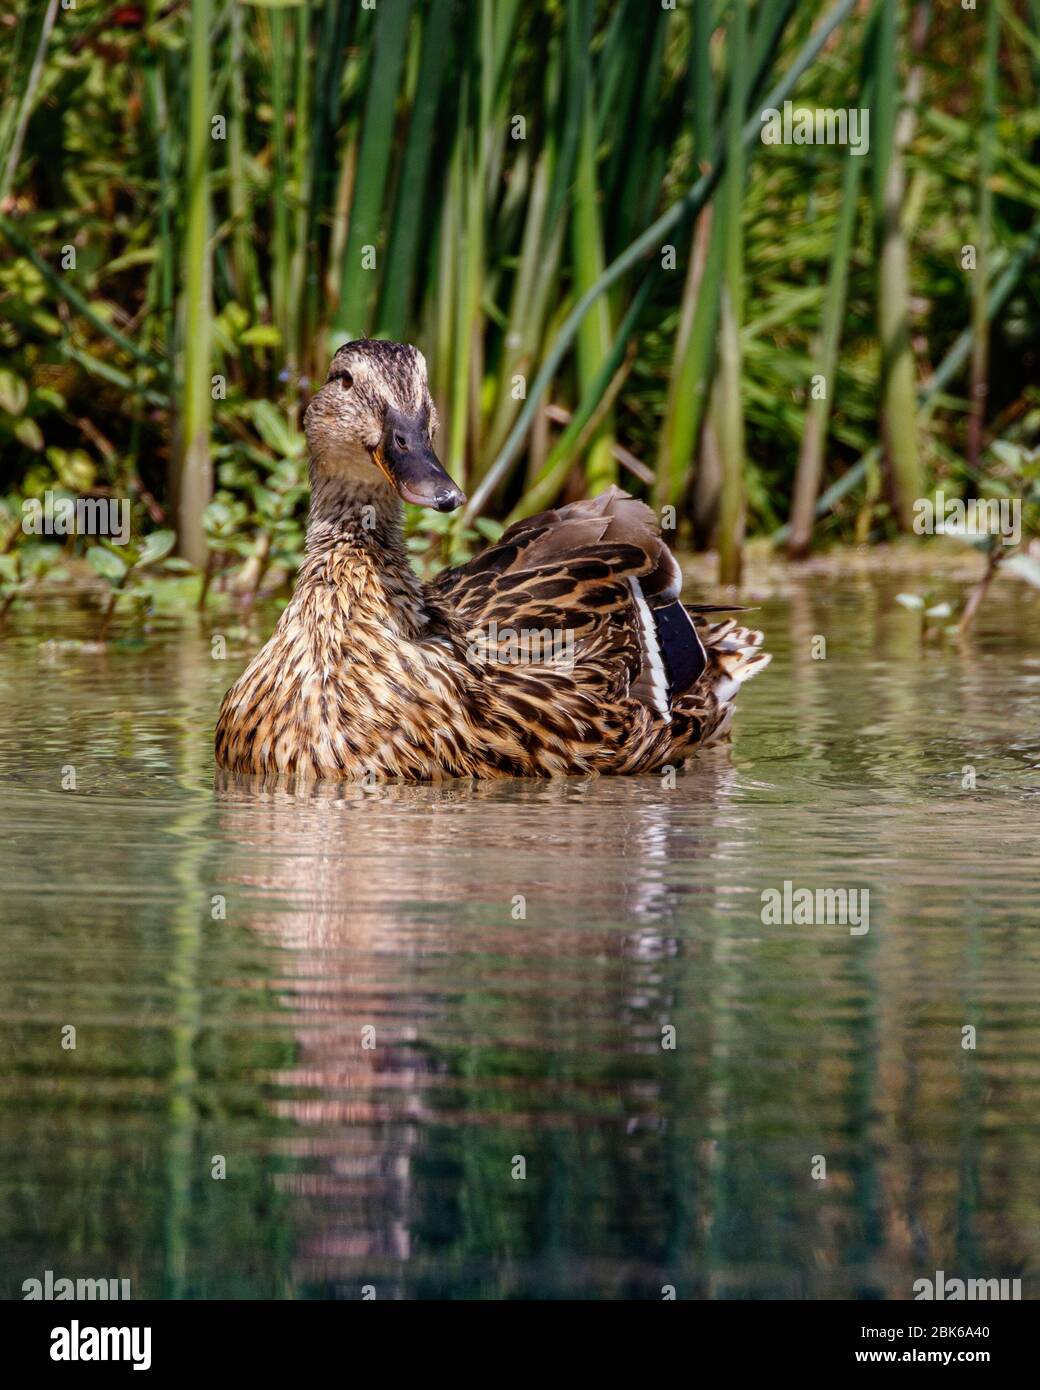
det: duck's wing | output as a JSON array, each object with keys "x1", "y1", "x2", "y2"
[
  {"x1": 431, "y1": 487, "x2": 706, "y2": 717},
  {"x1": 437, "y1": 490, "x2": 677, "y2": 615}
]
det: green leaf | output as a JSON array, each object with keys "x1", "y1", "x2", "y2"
[
  {"x1": 990, "y1": 440, "x2": 1024, "y2": 471},
  {"x1": 105, "y1": 248, "x2": 159, "y2": 275},
  {"x1": 137, "y1": 529, "x2": 177, "y2": 567},
  {"x1": 30, "y1": 309, "x2": 62, "y2": 335},
  {"x1": 250, "y1": 400, "x2": 299, "y2": 457},
  {"x1": 0, "y1": 369, "x2": 28, "y2": 416},
  {"x1": 14, "y1": 417, "x2": 44, "y2": 450},
  {"x1": 87, "y1": 547, "x2": 128, "y2": 583},
  {"x1": 239, "y1": 326, "x2": 283, "y2": 348},
  {"x1": 474, "y1": 517, "x2": 505, "y2": 542}
]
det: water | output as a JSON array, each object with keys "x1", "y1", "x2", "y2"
[{"x1": 1, "y1": 555, "x2": 1038, "y2": 1300}]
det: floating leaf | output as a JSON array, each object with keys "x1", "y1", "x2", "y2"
[{"x1": 895, "y1": 592, "x2": 925, "y2": 611}]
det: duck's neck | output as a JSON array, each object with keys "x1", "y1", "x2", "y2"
[{"x1": 298, "y1": 466, "x2": 426, "y2": 637}]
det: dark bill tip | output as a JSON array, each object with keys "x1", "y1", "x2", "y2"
[{"x1": 374, "y1": 406, "x2": 465, "y2": 513}]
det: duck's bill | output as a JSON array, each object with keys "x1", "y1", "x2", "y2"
[{"x1": 372, "y1": 408, "x2": 466, "y2": 513}]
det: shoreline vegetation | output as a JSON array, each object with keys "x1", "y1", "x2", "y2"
[{"x1": 1, "y1": 0, "x2": 1039, "y2": 638}]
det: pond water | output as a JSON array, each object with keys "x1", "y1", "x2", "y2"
[{"x1": 1, "y1": 555, "x2": 1038, "y2": 1300}]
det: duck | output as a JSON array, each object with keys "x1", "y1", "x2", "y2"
[{"x1": 215, "y1": 339, "x2": 770, "y2": 780}]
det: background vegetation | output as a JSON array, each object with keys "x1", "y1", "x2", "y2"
[{"x1": 1, "y1": 0, "x2": 1039, "y2": 617}]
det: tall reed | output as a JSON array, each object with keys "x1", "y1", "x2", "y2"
[
  {"x1": 967, "y1": 0, "x2": 1000, "y2": 468},
  {"x1": 174, "y1": 0, "x2": 214, "y2": 569},
  {"x1": 2, "y1": 0, "x2": 1034, "y2": 577},
  {"x1": 715, "y1": 0, "x2": 749, "y2": 585},
  {"x1": 873, "y1": 0, "x2": 921, "y2": 529}
]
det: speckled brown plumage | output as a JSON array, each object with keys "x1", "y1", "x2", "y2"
[{"x1": 215, "y1": 342, "x2": 769, "y2": 781}]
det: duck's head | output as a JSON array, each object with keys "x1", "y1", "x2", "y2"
[{"x1": 304, "y1": 339, "x2": 465, "y2": 512}]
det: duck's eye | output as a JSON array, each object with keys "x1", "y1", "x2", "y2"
[{"x1": 334, "y1": 370, "x2": 353, "y2": 390}]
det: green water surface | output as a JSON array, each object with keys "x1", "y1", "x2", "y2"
[{"x1": 1, "y1": 562, "x2": 1038, "y2": 1299}]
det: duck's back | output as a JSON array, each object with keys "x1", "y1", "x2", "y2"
[{"x1": 431, "y1": 487, "x2": 769, "y2": 772}]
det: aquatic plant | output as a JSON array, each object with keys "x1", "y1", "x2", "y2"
[{"x1": 0, "y1": 0, "x2": 1036, "y2": 608}]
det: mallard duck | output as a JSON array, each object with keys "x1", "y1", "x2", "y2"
[{"x1": 215, "y1": 339, "x2": 769, "y2": 780}]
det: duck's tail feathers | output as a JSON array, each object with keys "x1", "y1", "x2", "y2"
[{"x1": 695, "y1": 615, "x2": 772, "y2": 704}]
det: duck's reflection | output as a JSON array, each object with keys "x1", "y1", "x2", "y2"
[
  {"x1": 211, "y1": 762, "x2": 737, "y2": 1295},
  {"x1": 213, "y1": 757, "x2": 738, "y2": 935}
]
